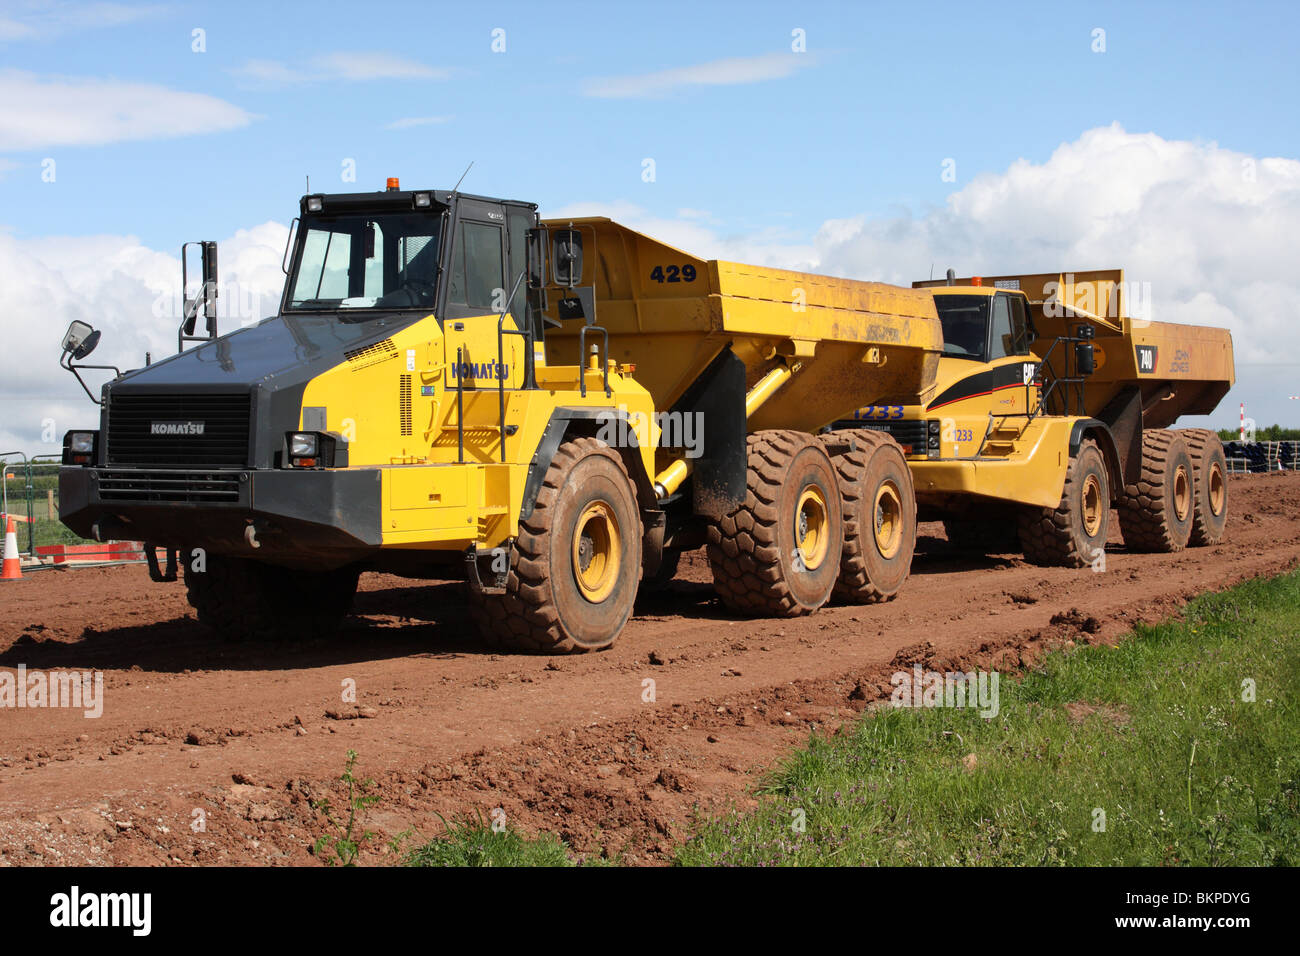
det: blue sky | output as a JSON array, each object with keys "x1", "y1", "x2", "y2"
[
  {"x1": 2, "y1": 0, "x2": 1297, "y2": 247},
  {"x1": 1, "y1": 0, "x2": 1298, "y2": 447}
]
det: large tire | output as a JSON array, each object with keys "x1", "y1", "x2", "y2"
[
  {"x1": 470, "y1": 437, "x2": 641, "y2": 653},
  {"x1": 183, "y1": 555, "x2": 359, "y2": 641},
  {"x1": 942, "y1": 518, "x2": 1020, "y2": 555},
  {"x1": 707, "y1": 430, "x2": 843, "y2": 617},
  {"x1": 1182, "y1": 428, "x2": 1228, "y2": 546},
  {"x1": 823, "y1": 429, "x2": 916, "y2": 603},
  {"x1": 1018, "y1": 438, "x2": 1111, "y2": 568},
  {"x1": 1119, "y1": 428, "x2": 1195, "y2": 553}
]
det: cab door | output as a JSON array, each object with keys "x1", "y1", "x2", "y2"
[{"x1": 985, "y1": 292, "x2": 1039, "y2": 417}]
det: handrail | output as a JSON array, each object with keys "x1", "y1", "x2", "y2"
[
  {"x1": 495, "y1": 270, "x2": 532, "y2": 463},
  {"x1": 455, "y1": 345, "x2": 465, "y2": 463},
  {"x1": 577, "y1": 324, "x2": 611, "y2": 398}
]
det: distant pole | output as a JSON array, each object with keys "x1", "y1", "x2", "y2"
[{"x1": 1240, "y1": 402, "x2": 1245, "y2": 441}]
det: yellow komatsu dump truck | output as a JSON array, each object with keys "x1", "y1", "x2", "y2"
[
  {"x1": 836, "y1": 270, "x2": 1234, "y2": 566},
  {"x1": 58, "y1": 183, "x2": 941, "y2": 652}
]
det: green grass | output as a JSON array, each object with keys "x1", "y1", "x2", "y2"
[
  {"x1": 405, "y1": 815, "x2": 581, "y2": 867},
  {"x1": 675, "y1": 571, "x2": 1300, "y2": 866}
]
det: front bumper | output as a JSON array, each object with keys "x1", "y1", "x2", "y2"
[{"x1": 59, "y1": 466, "x2": 383, "y2": 567}]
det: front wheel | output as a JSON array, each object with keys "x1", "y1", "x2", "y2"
[
  {"x1": 183, "y1": 555, "x2": 359, "y2": 641},
  {"x1": 471, "y1": 437, "x2": 642, "y2": 653},
  {"x1": 1018, "y1": 438, "x2": 1111, "y2": 568}
]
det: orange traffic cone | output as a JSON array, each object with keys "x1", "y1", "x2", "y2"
[{"x1": 1, "y1": 516, "x2": 22, "y2": 581}]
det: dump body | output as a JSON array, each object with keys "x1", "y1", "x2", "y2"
[{"x1": 541, "y1": 218, "x2": 942, "y2": 434}]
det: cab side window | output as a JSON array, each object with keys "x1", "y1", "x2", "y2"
[
  {"x1": 448, "y1": 221, "x2": 504, "y2": 310},
  {"x1": 988, "y1": 294, "x2": 1015, "y2": 360},
  {"x1": 1007, "y1": 294, "x2": 1032, "y2": 355}
]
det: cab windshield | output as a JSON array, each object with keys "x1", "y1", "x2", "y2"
[
  {"x1": 285, "y1": 212, "x2": 444, "y2": 312},
  {"x1": 935, "y1": 295, "x2": 989, "y2": 361}
]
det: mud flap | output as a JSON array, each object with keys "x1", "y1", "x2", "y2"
[
  {"x1": 464, "y1": 541, "x2": 514, "y2": 596},
  {"x1": 145, "y1": 544, "x2": 178, "y2": 582}
]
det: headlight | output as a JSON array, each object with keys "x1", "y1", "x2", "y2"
[
  {"x1": 70, "y1": 432, "x2": 95, "y2": 453},
  {"x1": 306, "y1": 196, "x2": 323, "y2": 212},
  {"x1": 413, "y1": 192, "x2": 431, "y2": 208},
  {"x1": 289, "y1": 433, "x2": 318, "y2": 457}
]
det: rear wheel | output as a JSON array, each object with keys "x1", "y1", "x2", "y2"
[
  {"x1": 823, "y1": 429, "x2": 916, "y2": 603},
  {"x1": 183, "y1": 555, "x2": 359, "y2": 641},
  {"x1": 1018, "y1": 438, "x2": 1111, "y2": 568},
  {"x1": 470, "y1": 437, "x2": 642, "y2": 653},
  {"x1": 1118, "y1": 428, "x2": 1195, "y2": 553},
  {"x1": 707, "y1": 430, "x2": 843, "y2": 616},
  {"x1": 1183, "y1": 428, "x2": 1228, "y2": 546}
]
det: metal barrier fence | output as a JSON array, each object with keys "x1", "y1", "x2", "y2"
[
  {"x1": 0, "y1": 453, "x2": 96, "y2": 558},
  {"x1": 1223, "y1": 440, "x2": 1300, "y2": 475}
]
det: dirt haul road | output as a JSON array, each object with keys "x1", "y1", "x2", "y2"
[{"x1": 0, "y1": 474, "x2": 1296, "y2": 866}]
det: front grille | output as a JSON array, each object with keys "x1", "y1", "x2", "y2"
[
  {"x1": 97, "y1": 469, "x2": 243, "y2": 503},
  {"x1": 106, "y1": 392, "x2": 251, "y2": 467},
  {"x1": 835, "y1": 418, "x2": 928, "y2": 452}
]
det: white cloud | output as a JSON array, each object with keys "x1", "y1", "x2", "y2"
[
  {"x1": 545, "y1": 199, "x2": 818, "y2": 270},
  {"x1": 316, "y1": 51, "x2": 447, "y2": 81},
  {"x1": 0, "y1": 69, "x2": 255, "y2": 150},
  {"x1": 0, "y1": 222, "x2": 289, "y2": 454},
  {"x1": 583, "y1": 51, "x2": 817, "y2": 98},
  {"x1": 811, "y1": 124, "x2": 1299, "y2": 365},
  {"x1": 0, "y1": 2, "x2": 166, "y2": 42},
  {"x1": 229, "y1": 58, "x2": 307, "y2": 86},
  {"x1": 231, "y1": 52, "x2": 448, "y2": 87},
  {"x1": 385, "y1": 115, "x2": 452, "y2": 130}
]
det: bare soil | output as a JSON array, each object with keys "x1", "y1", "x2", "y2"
[{"x1": 0, "y1": 474, "x2": 1296, "y2": 866}]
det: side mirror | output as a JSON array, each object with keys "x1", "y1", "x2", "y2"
[
  {"x1": 62, "y1": 320, "x2": 100, "y2": 360},
  {"x1": 552, "y1": 229, "x2": 582, "y2": 287},
  {"x1": 1075, "y1": 341, "x2": 1096, "y2": 376}
]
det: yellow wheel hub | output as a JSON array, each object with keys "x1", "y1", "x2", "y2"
[
  {"x1": 572, "y1": 500, "x2": 621, "y2": 603},
  {"x1": 1173, "y1": 465, "x2": 1191, "y2": 521},
  {"x1": 1208, "y1": 462, "x2": 1225, "y2": 516},
  {"x1": 795, "y1": 486, "x2": 831, "y2": 571},
  {"x1": 1082, "y1": 473, "x2": 1104, "y2": 537},
  {"x1": 874, "y1": 480, "x2": 903, "y2": 559}
]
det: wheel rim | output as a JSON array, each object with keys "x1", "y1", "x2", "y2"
[
  {"x1": 1173, "y1": 465, "x2": 1191, "y2": 521},
  {"x1": 1082, "y1": 473, "x2": 1104, "y2": 537},
  {"x1": 795, "y1": 486, "x2": 831, "y2": 571},
  {"x1": 1208, "y1": 461, "x2": 1225, "y2": 516},
  {"x1": 874, "y1": 480, "x2": 904, "y2": 559},
  {"x1": 572, "y1": 500, "x2": 621, "y2": 603}
]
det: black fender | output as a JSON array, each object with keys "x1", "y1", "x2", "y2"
[
  {"x1": 519, "y1": 407, "x2": 666, "y2": 575},
  {"x1": 1070, "y1": 418, "x2": 1124, "y2": 501}
]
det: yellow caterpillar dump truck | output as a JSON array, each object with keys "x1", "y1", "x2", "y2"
[
  {"x1": 836, "y1": 269, "x2": 1234, "y2": 566},
  {"x1": 57, "y1": 182, "x2": 941, "y2": 651}
]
